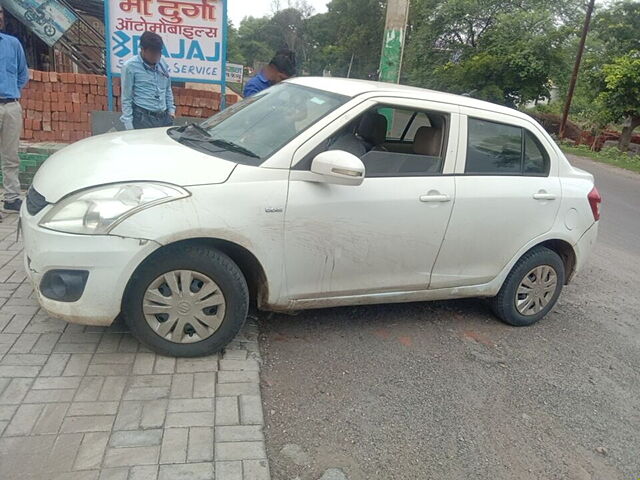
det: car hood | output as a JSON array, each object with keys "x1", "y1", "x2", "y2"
[{"x1": 33, "y1": 128, "x2": 237, "y2": 202}]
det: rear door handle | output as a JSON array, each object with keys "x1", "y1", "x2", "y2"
[
  {"x1": 533, "y1": 193, "x2": 556, "y2": 201},
  {"x1": 420, "y1": 194, "x2": 451, "y2": 203}
]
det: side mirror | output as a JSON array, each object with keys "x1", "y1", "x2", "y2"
[{"x1": 310, "y1": 150, "x2": 366, "y2": 186}]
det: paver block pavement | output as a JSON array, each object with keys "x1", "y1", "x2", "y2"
[
  {"x1": 216, "y1": 395, "x2": 240, "y2": 425},
  {"x1": 216, "y1": 460, "x2": 243, "y2": 480},
  {"x1": 159, "y1": 427, "x2": 188, "y2": 464},
  {"x1": 0, "y1": 216, "x2": 271, "y2": 479},
  {"x1": 158, "y1": 462, "x2": 214, "y2": 480},
  {"x1": 215, "y1": 441, "x2": 268, "y2": 461}
]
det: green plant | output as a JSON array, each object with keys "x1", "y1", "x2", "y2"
[{"x1": 559, "y1": 141, "x2": 640, "y2": 172}]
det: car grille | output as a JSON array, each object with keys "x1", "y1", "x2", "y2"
[{"x1": 26, "y1": 187, "x2": 49, "y2": 216}]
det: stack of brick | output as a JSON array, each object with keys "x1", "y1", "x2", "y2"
[
  {"x1": 20, "y1": 70, "x2": 238, "y2": 143},
  {"x1": 21, "y1": 71, "x2": 107, "y2": 142},
  {"x1": 174, "y1": 86, "x2": 224, "y2": 118}
]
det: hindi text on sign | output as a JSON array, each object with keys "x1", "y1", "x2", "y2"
[{"x1": 118, "y1": 0, "x2": 217, "y2": 23}]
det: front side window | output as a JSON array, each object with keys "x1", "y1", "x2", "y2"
[
  {"x1": 466, "y1": 118, "x2": 550, "y2": 176},
  {"x1": 169, "y1": 83, "x2": 348, "y2": 165},
  {"x1": 321, "y1": 106, "x2": 449, "y2": 177}
]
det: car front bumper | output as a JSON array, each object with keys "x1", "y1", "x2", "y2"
[{"x1": 21, "y1": 207, "x2": 161, "y2": 326}]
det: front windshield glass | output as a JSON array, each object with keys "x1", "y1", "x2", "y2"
[{"x1": 169, "y1": 83, "x2": 348, "y2": 165}]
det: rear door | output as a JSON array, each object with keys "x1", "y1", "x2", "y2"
[{"x1": 430, "y1": 109, "x2": 561, "y2": 289}]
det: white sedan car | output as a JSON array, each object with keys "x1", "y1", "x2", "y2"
[{"x1": 21, "y1": 78, "x2": 601, "y2": 357}]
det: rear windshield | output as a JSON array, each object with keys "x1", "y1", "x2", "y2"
[{"x1": 168, "y1": 83, "x2": 348, "y2": 166}]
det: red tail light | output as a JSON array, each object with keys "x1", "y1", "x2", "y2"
[{"x1": 588, "y1": 187, "x2": 602, "y2": 221}]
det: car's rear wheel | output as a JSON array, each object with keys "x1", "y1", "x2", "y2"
[
  {"x1": 491, "y1": 246, "x2": 565, "y2": 327},
  {"x1": 122, "y1": 245, "x2": 249, "y2": 357}
]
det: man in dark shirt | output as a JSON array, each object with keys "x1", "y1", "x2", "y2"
[
  {"x1": 243, "y1": 49, "x2": 296, "y2": 97},
  {"x1": 0, "y1": 6, "x2": 28, "y2": 214}
]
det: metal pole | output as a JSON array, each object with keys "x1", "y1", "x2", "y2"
[
  {"x1": 378, "y1": 0, "x2": 410, "y2": 84},
  {"x1": 220, "y1": 0, "x2": 228, "y2": 110},
  {"x1": 346, "y1": 53, "x2": 354, "y2": 78},
  {"x1": 559, "y1": 0, "x2": 596, "y2": 140},
  {"x1": 104, "y1": 0, "x2": 114, "y2": 111}
]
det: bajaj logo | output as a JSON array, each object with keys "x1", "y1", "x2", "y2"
[
  {"x1": 112, "y1": 31, "x2": 131, "y2": 58},
  {"x1": 112, "y1": 31, "x2": 220, "y2": 61}
]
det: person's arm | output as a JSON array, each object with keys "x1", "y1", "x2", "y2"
[
  {"x1": 166, "y1": 78, "x2": 175, "y2": 118},
  {"x1": 16, "y1": 40, "x2": 29, "y2": 91},
  {"x1": 120, "y1": 63, "x2": 135, "y2": 130},
  {"x1": 243, "y1": 80, "x2": 259, "y2": 98}
]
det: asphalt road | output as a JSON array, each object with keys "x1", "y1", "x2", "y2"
[{"x1": 259, "y1": 155, "x2": 640, "y2": 480}]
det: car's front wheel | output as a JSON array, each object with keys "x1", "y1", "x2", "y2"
[
  {"x1": 122, "y1": 245, "x2": 249, "y2": 357},
  {"x1": 491, "y1": 246, "x2": 565, "y2": 327}
]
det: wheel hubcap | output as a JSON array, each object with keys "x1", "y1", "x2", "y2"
[
  {"x1": 515, "y1": 265, "x2": 558, "y2": 316},
  {"x1": 143, "y1": 270, "x2": 226, "y2": 344}
]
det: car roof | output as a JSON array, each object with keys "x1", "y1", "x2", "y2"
[{"x1": 288, "y1": 77, "x2": 531, "y2": 121}]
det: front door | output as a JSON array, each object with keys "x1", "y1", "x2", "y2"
[{"x1": 283, "y1": 100, "x2": 460, "y2": 300}]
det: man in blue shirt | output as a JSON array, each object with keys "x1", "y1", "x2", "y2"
[
  {"x1": 0, "y1": 6, "x2": 28, "y2": 214},
  {"x1": 243, "y1": 49, "x2": 296, "y2": 97},
  {"x1": 120, "y1": 32, "x2": 175, "y2": 130}
]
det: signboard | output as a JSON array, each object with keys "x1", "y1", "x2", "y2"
[
  {"x1": 225, "y1": 62, "x2": 243, "y2": 83},
  {"x1": 105, "y1": 0, "x2": 227, "y2": 84},
  {"x1": 2, "y1": 0, "x2": 78, "y2": 47}
]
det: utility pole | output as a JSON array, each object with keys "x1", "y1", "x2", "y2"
[
  {"x1": 559, "y1": 0, "x2": 596, "y2": 139},
  {"x1": 378, "y1": 0, "x2": 411, "y2": 84}
]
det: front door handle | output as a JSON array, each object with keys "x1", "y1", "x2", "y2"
[
  {"x1": 420, "y1": 193, "x2": 451, "y2": 203},
  {"x1": 533, "y1": 192, "x2": 556, "y2": 201}
]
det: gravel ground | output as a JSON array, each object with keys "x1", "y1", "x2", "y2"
[{"x1": 259, "y1": 155, "x2": 640, "y2": 480}]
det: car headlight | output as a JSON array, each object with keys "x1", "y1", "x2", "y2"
[{"x1": 39, "y1": 182, "x2": 189, "y2": 235}]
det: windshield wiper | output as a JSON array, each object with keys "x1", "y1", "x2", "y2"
[
  {"x1": 172, "y1": 129, "x2": 261, "y2": 159},
  {"x1": 188, "y1": 123, "x2": 212, "y2": 137},
  {"x1": 210, "y1": 139, "x2": 260, "y2": 159},
  {"x1": 175, "y1": 122, "x2": 212, "y2": 138}
]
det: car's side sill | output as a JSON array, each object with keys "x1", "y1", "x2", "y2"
[{"x1": 287, "y1": 282, "x2": 500, "y2": 311}]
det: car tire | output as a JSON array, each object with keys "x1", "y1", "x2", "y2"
[
  {"x1": 491, "y1": 246, "x2": 565, "y2": 327},
  {"x1": 122, "y1": 245, "x2": 249, "y2": 357}
]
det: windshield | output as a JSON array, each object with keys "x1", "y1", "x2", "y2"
[{"x1": 168, "y1": 83, "x2": 348, "y2": 166}]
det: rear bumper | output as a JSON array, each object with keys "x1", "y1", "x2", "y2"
[{"x1": 573, "y1": 221, "x2": 599, "y2": 278}]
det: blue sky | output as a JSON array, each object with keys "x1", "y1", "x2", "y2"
[{"x1": 228, "y1": 1, "x2": 328, "y2": 27}]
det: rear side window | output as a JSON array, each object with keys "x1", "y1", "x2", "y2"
[
  {"x1": 466, "y1": 118, "x2": 550, "y2": 176},
  {"x1": 523, "y1": 131, "x2": 550, "y2": 174}
]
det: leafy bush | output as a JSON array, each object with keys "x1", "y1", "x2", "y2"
[{"x1": 559, "y1": 141, "x2": 640, "y2": 172}]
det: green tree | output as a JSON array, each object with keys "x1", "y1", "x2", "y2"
[
  {"x1": 591, "y1": 53, "x2": 640, "y2": 151},
  {"x1": 226, "y1": 22, "x2": 246, "y2": 65},
  {"x1": 234, "y1": 7, "x2": 312, "y2": 71},
  {"x1": 592, "y1": 0, "x2": 640, "y2": 58},
  {"x1": 305, "y1": 12, "x2": 347, "y2": 75},
  {"x1": 405, "y1": 0, "x2": 579, "y2": 106},
  {"x1": 305, "y1": 0, "x2": 386, "y2": 78},
  {"x1": 270, "y1": 8, "x2": 311, "y2": 67},
  {"x1": 570, "y1": 0, "x2": 640, "y2": 144},
  {"x1": 230, "y1": 0, "x2": 385, "y2": 78},
  {"x1": 236, "y1": 16, "x2": 278, "y2": 69}
]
